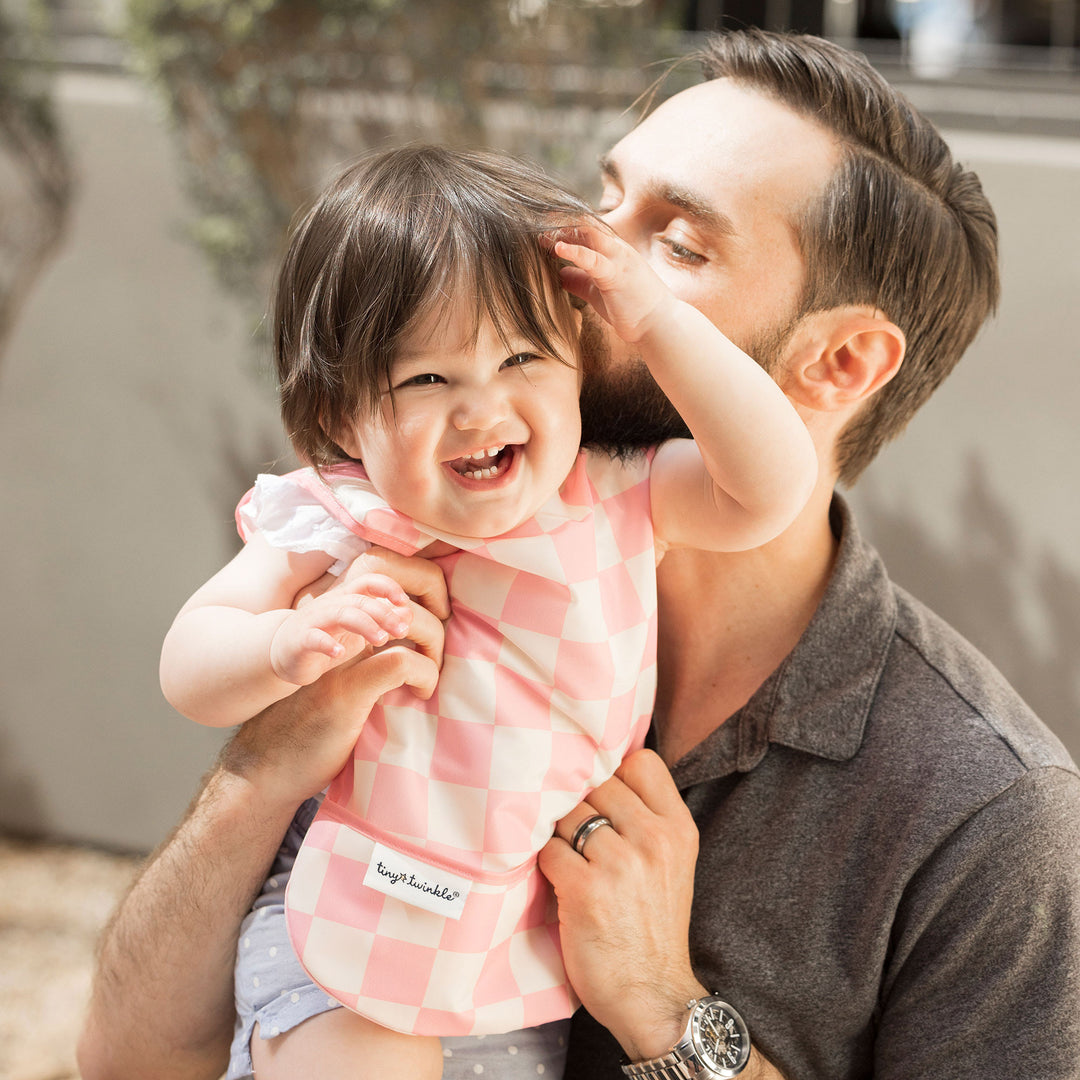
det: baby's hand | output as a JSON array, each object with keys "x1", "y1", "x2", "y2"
[
  {"x1": 269, "y1": 573, "x2": 412, "y2": 688},
  {"x1": 552, "y1": 222, "x2": 677, "y2": 345}
]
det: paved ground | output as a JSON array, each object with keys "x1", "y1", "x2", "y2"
[{"x1": 0, "y1": 836, "x2": 140, "y2": 1080}]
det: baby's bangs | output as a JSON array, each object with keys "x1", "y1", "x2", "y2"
[
  {"x1": 399, "y1": 218, "x2": 573, "y2": 365},
  {"x1": 478, "y1": 252, "x2": 577, "y2": 364}
]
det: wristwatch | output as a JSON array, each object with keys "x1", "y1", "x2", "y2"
[{"x1": 621, "y1": 995, "x2": 751, "y2": 1079}]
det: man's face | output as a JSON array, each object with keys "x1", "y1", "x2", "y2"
[{"x1": 580, "y1": 77, "x2": 838, "y2": 450}]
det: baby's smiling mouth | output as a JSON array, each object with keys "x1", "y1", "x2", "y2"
[{"x1": 447, "y1": 444, "x2": 513, "y2": 480}]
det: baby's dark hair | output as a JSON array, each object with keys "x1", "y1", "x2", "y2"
[{"x1": 275, "y1": 144, "x2": 592, "y2": 467}]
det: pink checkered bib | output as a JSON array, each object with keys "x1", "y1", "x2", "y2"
[{"x1": 237, "y1": 450, "x2": 658, "y2": 1036}]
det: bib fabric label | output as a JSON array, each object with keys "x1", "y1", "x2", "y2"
[{"x1": 363, "y1": 842, "x2": 472, "y2": 920}]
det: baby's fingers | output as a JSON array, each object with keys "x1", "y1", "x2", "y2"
[
  {"x1": 554, "y1": 218, "x2": 625, "y2": 255},
  {"x1": 558, "y1": 264, "x2": 601, "y2": 305},
  {"x1": 553, "y1": 236, "x2": 615, "y2": 281},
  {"x1": 303, "y1": 627, "x2": 347, "y2": 660},
  {"x1": 329, "y1": 593, "x2": 411, "y2": 645},
  {"x1": 339, "y1": 571, "x2": 410, "y2": 609},
  {"x1": 333, "y1": 547, "x2": 450, "y2": 622}
]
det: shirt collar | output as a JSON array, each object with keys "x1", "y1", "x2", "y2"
[{"x1": 670, "y1": 497, "x2": 898, "y2": 787}]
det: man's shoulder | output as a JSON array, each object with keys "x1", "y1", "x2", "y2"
[
  {"x1": 825, "y1": 578, "x2": 1080, "y2": 947},
  {"x1": 884, "y1": 583, "x2": 1075, "y2": 772},
  {"x1": 859, "y1": 582, "x2": 1080, "y2": 844}
]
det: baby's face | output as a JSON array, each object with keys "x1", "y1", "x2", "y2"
[{"x1": 336, "y1": 298, "x2": 582, "y2": 540}]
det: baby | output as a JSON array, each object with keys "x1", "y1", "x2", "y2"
[{"x1": 160, "y1": 145, "x2": 816, "y2": 1078}]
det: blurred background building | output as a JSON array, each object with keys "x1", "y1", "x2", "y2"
[{"x1": 1, "y1": 0, "x2": 1078, "y2": 853}]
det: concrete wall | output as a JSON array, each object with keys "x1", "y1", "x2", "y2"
[
  {"x1": 846, "y1": 129, "x2": 1080, "y2": 761},
  {"x1": 1, "y1": 70, "x2": 1077, "y2": 852},
  {"x1": 0, "y1": 73, "x2": 283, "y2": 851}
]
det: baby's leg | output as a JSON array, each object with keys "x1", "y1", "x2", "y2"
[{"x1": 251, "y1": 1010, "x2": 442, "y2": 1079}]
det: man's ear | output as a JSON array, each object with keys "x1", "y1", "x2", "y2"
[{"x1": 783, "y1": 308, "x2": 905, "y2": 413}]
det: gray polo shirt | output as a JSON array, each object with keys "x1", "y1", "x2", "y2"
[{"x1": 564, "y1": 497, "x2": 1080, "y2": 1079}]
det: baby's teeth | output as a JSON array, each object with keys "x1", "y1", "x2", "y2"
[{"x1": 463, "y1": 445, "x2": 504, "y2": 461}]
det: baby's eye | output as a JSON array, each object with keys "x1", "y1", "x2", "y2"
[
  {"x1": 501, "y1": 353, "x2": 539, "y2": 370},
  {"x1": 397, "y1": 372, "x2": 445, "y2": 388}
]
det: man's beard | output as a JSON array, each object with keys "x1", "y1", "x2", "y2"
[{"x1": 578, "y1": 307, "x2": 795, "y2": 457}]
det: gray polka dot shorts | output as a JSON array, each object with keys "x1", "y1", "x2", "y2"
[{"x1": 228, "y1": 797, "x2": 570, "y2": 1079}]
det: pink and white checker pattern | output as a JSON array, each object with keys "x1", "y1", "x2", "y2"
[{"x1": 239, "y1": 451, "x2": 658, "y2": 1036}]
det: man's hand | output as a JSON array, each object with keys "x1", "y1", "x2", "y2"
[
  {"x1": 223, "y1": 546, "x2": 449, "y2": 812},
  {"x1": 539, "y1": 749, "x2": 706, "y2": 1062}
]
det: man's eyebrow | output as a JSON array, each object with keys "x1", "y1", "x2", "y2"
[
  {"x1": 598, "y1": 154, "x2": 620, "y2": 183},
  {"x1": 598, "y1": 154, "x2": 736, "y2": 238}
]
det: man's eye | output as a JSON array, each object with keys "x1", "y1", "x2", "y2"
[
  {"x1": 397, "y1": 372, "x2": 444, "y2": 388},
  {"x1": 595, "y1": 182, "x2": 620, "y2": 215},
  {"x1": 660, "y1": 237, "x2": 706, "y2": 265}
]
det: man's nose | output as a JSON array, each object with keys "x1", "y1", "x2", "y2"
[{"x1": 599, "y1": 203, "x2": 640, "y2": 255}]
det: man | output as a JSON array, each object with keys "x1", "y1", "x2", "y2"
[{"x1": 78, "y1": 28, "x2": 1080, "y2": 1080}]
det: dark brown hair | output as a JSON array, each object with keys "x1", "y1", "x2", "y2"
[
  {"x1": 695, "y1": 29, "x2": 1000, "y2": 485},
  {"x1": 275, "y1": 145, "x2": 590, "y2": 467}
]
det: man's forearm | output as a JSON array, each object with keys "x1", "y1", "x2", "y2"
[
  {"x1": 79, "y1": 548, "x2": 449, "y2": 1079},
  {"x1": 77, "y1": 763, "x2": 298, "y2": 1080}
]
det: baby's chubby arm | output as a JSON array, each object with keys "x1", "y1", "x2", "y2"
[
  {"x1": 160, "y1": 533, "x2": 413, "y2": 728},
  {"x1": 555, "y1": 224, "x2": 817, "y2": 552}
]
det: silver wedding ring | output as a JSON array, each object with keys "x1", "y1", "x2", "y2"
[{"x1": 571, "y1": 814, "x2": 614, "y2": 856}]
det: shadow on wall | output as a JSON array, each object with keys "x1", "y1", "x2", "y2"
[
  {"x1": 150, "y1": 390, "x2": 289, "y2": 556},
  {"x1": 858, "y1": 455, "x2": 1080, "y2": 760},
  {"x1": 0, "y1": 722, "x2": 51, "y2": 837}
]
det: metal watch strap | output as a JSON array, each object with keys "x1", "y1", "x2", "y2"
[
  {"x1": 621, "y1": 998, "x2": 701, "y2": 1079},
  {"x1": 622, "y1": 1050, "x2": 699, "y2": 1079}
]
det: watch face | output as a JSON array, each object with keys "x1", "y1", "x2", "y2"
[{"x1": 692, "y1": 999, "x2": 751, "y2": 1076}]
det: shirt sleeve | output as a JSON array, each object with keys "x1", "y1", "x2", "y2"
[
  {"x1": 874, "y1": 764, "x2": 1080, "y2": 1079},
  {"x1": 237, "y1": 472, "x2": 370, "y2": 574}
]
